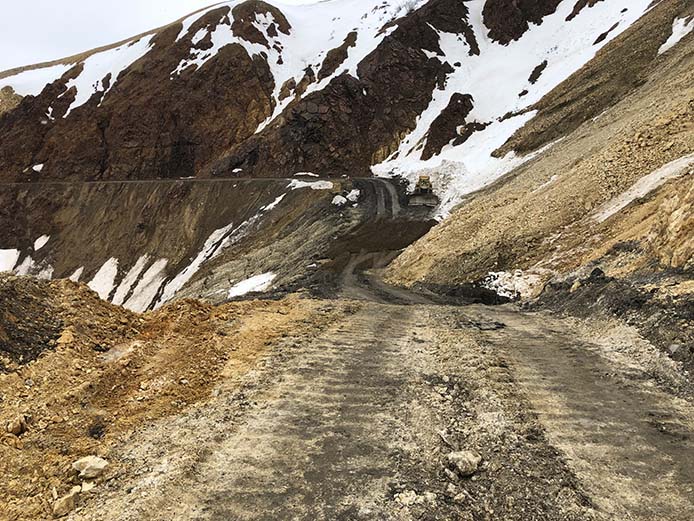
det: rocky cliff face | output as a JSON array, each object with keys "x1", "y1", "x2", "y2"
[{"x1": 0, "y1": 0, "x2": 659, "y2": 209}]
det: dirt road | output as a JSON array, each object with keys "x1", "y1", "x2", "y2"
[{"x1": 68, "y1": 295, "x2": 694, "y2": 521}]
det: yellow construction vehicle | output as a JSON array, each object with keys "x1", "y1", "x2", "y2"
[{"x1": 408, "y1": 176, "x2": 439, "y2": 207}]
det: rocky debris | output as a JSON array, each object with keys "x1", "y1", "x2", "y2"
[
  {"x1": 499, "y1": 0, "x2": 686, "y2": 156},
  {"x1": 56, "y1": 328, "x2": 76, "y2": 346},
  {"x1": 52, "y1": 486, "x2": 81, "y2": 518},
  {"x1": 395, "y1": 489, "x2": 421, "y2": 506},
  {"x1": 5, "y1": 414, "x2": 28, "y2": 436},
  {"x1": 537, "y1": 268, "x2": 694, "y2": 378},
  {"x1": 0, "y1": 283, "x2": 336, "y2": 521},
  {"x1": 388, "y1": 1, "x2": 694, "y2": 301},
  {"x1": 447, "y1": 450, "x2": 482, "y2": 477},
  {"x1": 72, "y1": 456, "x2": 109, "y2": 479},
  {"x1": 0, "y1": 275, "x2": 137, "y2": 371}
]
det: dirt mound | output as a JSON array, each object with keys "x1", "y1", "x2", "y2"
[
  {"x1": 0, "y1": 275, "x2": 135, "y2": 371},
  {"x1": 0, "y1": 276, "x2": 338, "y2": 520}
]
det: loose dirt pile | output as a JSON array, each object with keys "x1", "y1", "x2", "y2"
[{"x1": 0, "y1": 274, "x2": 338, "y2": 520}]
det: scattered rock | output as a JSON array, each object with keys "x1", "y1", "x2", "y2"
[
  {"x1": 5, "y1": 415, "x2": 27, "y2": 436},
  {"x1": 395, "y1": 489, "x2": 423, "y2": 506},
  {"x1": 57, "y1": 328, "x2": 75, "y2": 345},
  {"x1": 2, "y1": 433, "x2": 23, "y2": 449},
  {"x1": 444, "y1": 482, "x2": 459, "y2": 497},
  {"x1": 72, "y1": 456, "x2": 109, "y2": 479},
  {"x1": 81, "y1": 481, "x2": 96, "y2": 493},
  {"x1": 52, "y1": 486, "x2": 81, "y2": 517},
  {"x1": 447, "y1": 450, "x2": 482, "y2": 477}
]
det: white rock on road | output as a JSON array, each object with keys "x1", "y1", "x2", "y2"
[
  {"x1": 52, "y1": 486, "x2": 81, "y2": 517},
  {"x1": 447, "y1": 450, "x2": 481, "y2": 477},
  {"x1": 72, "y1": 456, "x2": 109, "y2": 479}
]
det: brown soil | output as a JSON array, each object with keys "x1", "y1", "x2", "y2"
[{"x1": 0, "y1": 275, "x2": 337, "y2": 521}]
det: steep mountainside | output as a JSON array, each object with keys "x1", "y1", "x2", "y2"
[
  {"x1": 0, "y1": 0, "x2": 666, "y2": 214},
  {"x1": 388, "y1": 0, "x2": 694, "y2": 366}
]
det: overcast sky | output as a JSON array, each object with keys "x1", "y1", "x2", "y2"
[{"x1": 0, "y1": 0, "x2": 315, "y2": 72}]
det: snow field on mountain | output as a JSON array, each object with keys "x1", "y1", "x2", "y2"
[
  {"x1": 62, "y1": 36, "x2": 155, "y2": 116},
  {"x1": 0, "y1": 0, "x2": 667, "y2": 220},
  {"x1": 373, "y1": 0, "x2": 654, "y2": 217},
  {"x1": 87, "y1": 257, "x2": 119, "y2": 299},
  {"x1": 0, "y1": 249, "x2": 20, "y2": 272},
  {"x1": 0, "y1": 63, "x2": 71, "y2": 96}
]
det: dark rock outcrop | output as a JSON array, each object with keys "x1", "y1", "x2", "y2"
[
  {"x1": 421, "y1": 93, "x2": 475, "y2": 160},
  {"x1": 482, "y1": 0, "x2": 562, "y2": 44},
  {"x1": 214, "y1": 0, "x2": 474, "y2": 177},
  {"x1": 0, "y1": 0, "x2": 476, "y2": 181}
]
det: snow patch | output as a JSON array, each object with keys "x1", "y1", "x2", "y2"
[
  {"x1": 253, "y1": 0, "x2": 414, "y2": 132},
  {"x1": 592, "y1": 153, "x2": 694, "y2": 223},
  {"x1": 0, "y1": 63, "x2": 71, "y2": 96},
  {"x1": 332, "y1": 195, "x2": 348, "y2": 206},
  {"x1": 124, "y1": 259, "x2": 169, "y2": 312},
  {"x1": 156, "y1": 223, "x2": 236, "y2": 307},
  {"x1": 288, "y1": 179, "x2": 334, "y2": 190},
  {"x1": 659, "y1": 16, "x2": 694, "y2": 55},
  {"x1": 63, "y1": 36, "x2": 154, "y2": 117},
  {"x1": 228, "y1": 272, "x2": 276, "y2": 298},
  {"x1": 294, "y1": 172, "x2": 319, "y2": 177},
  {"x1": 262, "y1": 194, "x2": 286, "y2": 211},
  {"x1": 373, "y1": 0, "x2": 653, "y2": 217},
  {"x1": 483, "y1": 270, "x2": 545, "y2": 299},
  {"x1": 112, "y1": 255, "x2": 149, "y2": 306},
  {"x1": 88, "y1": 257, "x2": 119, "y2": 300},
  {"x1": 346, "y1": 189, "x2": 361, "y2": 203},
  {"x1": 32, "y1": 164, "x2": 44, "y2": 173},
  {"x1": 69, "y1": 267, "x2": 84, "y2": 282},
  {"x1": 33, "y1": 235, "x2": 50, "y2": 251},
  {"x1": 14, "y1": 256, "x2": 36, "y2": 276},
  {"x1": 36, "y1": 265, "x2": 54, "y2": 280},
  {"x1": 0, "y1": 249, "x2": 20, "y2": 272}
]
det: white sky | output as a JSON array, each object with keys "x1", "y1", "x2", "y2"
[{"x1": 0, "y1": 0, "x2": 315, "y2": 72}]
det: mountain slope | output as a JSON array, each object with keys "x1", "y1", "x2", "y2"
[
  {"x1": 387, "y1": 0, "x2": 694, "y2": 367},
  {"x1": 0, "y1": 0, "x2": 665, "y2": 215}
]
